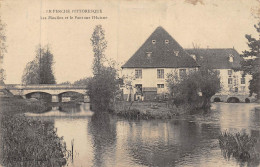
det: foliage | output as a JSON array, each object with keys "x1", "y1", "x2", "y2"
[
  {"x1": 166, "y1": 67, "x2": 221, "y2": 110},
  {"x1": 240, "y1": 22, "x2": 260, "y2": 98},
  {"x1": 88, "y1": 25, "x2": 120, "y2": 111},
  {"x1": 0, "y1": 17, "x2": 7, "y2": 84},
  {"x1": 219, "y1": 131, "x2": 259, "y2": 163},
  {"x1": 0, "y1": 114, "x2": 69, "y2": 166},
  {"x1": 113, "y1": 101, "x2": 180, "y2": 120},
  {"x1": 0, "y1": 97, "x2": 48, "y2": 114},
  {"x1": 22, "y1": 45, "x2": 56, "y2": 85},
  {"x1": 87, "y1": 65, "x2": 119, "y2": 111},
  {"x1": 90, "y1": 25, "x2": 107, "y2": 75},
  {"x1": 73, "y1": 77, "x2": 91, "y2": 86},
  {"x1": 59, "y1": 81, "x2": 72, "y2": 85}
]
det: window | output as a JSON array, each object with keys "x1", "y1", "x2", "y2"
[
  {"x1": 241, "y1": 86, "x2": 245, "y2": 92},
  {"x1": 241, "y1": 77, "x2": 245, "y2": 84},
  {"x1": 157, "y1": 84, "x2": 164, "y2": 88},
  {"x1": 152, "y1": 40, "x2": 156, "y2": 44},
  {"x1": 174, "y1": 50, "x2": 179, "y2": 56},
  {"x1": 229, "y1": 54, "x2": 234, "y2": 62},
  {"x1": 165, "y1": 40, "x2": 169, "y2": 44},
  {"x1": 191, "y1": 54, "x2": 196, "y2": 60},
  {"x1": 179, "y1": 69, "x2": 187, "y2": 78},
  {"x1": 157, "y1": 69, "x2": 164, "y2": 79},
  {"x1": 228, "y1": 70, "x2": 232, "y2": 75},
  {"x1": 146, "y1": 52, "x2": 152, "y2": 58},
  {"x1": 135, "y1": 69, "x2": 142, "y2": 79},
  {"x1": 228, "y1": 78, "x2": 233, "y2": 84}
]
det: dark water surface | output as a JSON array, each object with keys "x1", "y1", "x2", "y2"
[{"x1": 25, "y1": 103, "x2": 260, "y2": 167}]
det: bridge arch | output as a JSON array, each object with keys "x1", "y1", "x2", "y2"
[
  {"x1": 245, "y1": 98, "x2": 250, "y2": 103},
  {"x1": 58, "y1": 91, "x2": 86, "y2": 102},
  {"x1": 227, "y1": 97, "x2": 240, "y2": 103},
  {"x1": 58, "y1": 90, "x2": 87, "y2": 96},
  {"x1": 213, "y1": 97, "x2": 221, "y2": 102},
  {"x1": 25, "y1": 91, "x2": 52, "y2": 102}
]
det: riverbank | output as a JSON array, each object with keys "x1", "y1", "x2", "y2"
[
  {"x1": 0, "y1": 108, "x2": 69, "y2": 166},
  {"x1": 111, "y1": 101, "x2": 204, "y2": 120},
  {"x1": 0, "y1": 97, "x2": 82, "y2": 115},
  {"x1": 0, "y1": 97, "x2": 48, "y2": 114},
  {"x1": 0, "y1": 97, "x2": 71, "y2": 166}
]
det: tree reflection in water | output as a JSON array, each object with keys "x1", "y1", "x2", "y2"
[
  {"x1": 126, "y1": 120, "x2": 221, "y2": 167},
  {"x1": 0, "y1": 114, "x2": 69, "y2": 167},
  {"x1": 88, "y1": 112, "x2": 117, "y2": 167}
]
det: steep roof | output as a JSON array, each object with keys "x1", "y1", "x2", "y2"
[
  {"x1": 122, "y1": 26, "x2": 199, "y2": 68},
  {"x1": 185, "y1": 48, "x2": 242, "y2": 69}
]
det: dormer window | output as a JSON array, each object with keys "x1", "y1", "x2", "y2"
[
  {"x1": 165, "y1": 40, "x2": 169, "y2": 44},
  {"x1": 152, "y1": 40, "x2": 156, "y2": 44},
  {"x1": 190, "y1": 54, "x2": 196, "y2": 60},
  {"x1": 174, "y1": 50, "x2": 179, "y2": 56},
  {"x1": 229, "y1": 54, "x2": 234, "y2": 62},
  {"x1": 146, "y1": 52, "x2": 152, "y2": 58}
]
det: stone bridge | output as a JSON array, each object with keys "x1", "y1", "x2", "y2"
[
  {"x1": 211, "y1": 93, "x2": 255, "y2": 103},
  {"x1": 1, "y1": 84, "x2": 89, "y2": 103}
]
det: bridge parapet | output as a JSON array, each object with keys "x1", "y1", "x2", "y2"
[{"x1": 2, "y1": 84, "x2": 87, "y2": 90}]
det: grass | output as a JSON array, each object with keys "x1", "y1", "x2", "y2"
[
  {"x1": 111, "y1": 101, "x2": 200, "y2": 120},
  {"x1": 219, "y1": 131, "x2": 260, "y2": 164}
]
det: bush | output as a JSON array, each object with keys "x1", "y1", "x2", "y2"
[
  {"x1": 0, "y1": 114, "x2": 69, "y2": 166},
  {"x1": 0, "y1": 97, "x2": 48, "y2": 114}
]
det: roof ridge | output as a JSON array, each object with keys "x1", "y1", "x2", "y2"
[
  {"x1": 122, "y1": 27, "x2": 199, "y2": 68},
  {"x1": 184, "y1": 48, "x2": 236, "y2": 50}
]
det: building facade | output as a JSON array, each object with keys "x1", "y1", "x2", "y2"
[
  {"x1": 185, "y1": 48, "x2": 253, "y2": 102},
  {"x1": 121, "y1": 27, "x2": 199, "y2": 101},
  {"x1": 122, "y1": 27, "x2": 254, "y2": 102}
]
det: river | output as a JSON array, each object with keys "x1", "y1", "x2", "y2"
[{"x1": 25, "y1": 103, "x2": 260, "y2": 167}]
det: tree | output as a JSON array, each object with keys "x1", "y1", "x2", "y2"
[
  {"x1": 166, "y1": 67, "x2": 221, "y2": 111},
  {"x1": 240, "y1": 22, "x2": 260, "y2": 98},
  {"x1": 0, "y1": 17, "x2": 7, "y2": 84},
  {"x1": 87, "y1": 65, "x2": 118, "y2": 111},
  {"x1": 88, "y1": 26, "x2": 120, "y2": 111},
  {"x1": 196, "y1": 67, "x2": 221, "y2": 109},
  {"x1": 73, "y1": 77, "x2": 91, "y2": 86},
  {"x1": 22, "y1": 45, "x2": 56, "y2": 84},
  {"x1": 90, "y1": 25, "x2": 107, "y2": 75},
  {"x1": 59, "y1": 81, "x2": 72, "y2": 85}
]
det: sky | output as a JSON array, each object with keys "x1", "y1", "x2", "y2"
[{"x1": 1, "y1": 0, "x2": 259, "y2": 84}]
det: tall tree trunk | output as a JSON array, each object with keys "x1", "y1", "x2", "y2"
[{"x1": 202, "y1": 96, "x2": 211, "y2": 113}]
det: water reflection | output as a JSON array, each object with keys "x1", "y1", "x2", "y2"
[
  {"x1": 88, "y1": 113, "x2": 117, "y2": 167},
  {"x1": 119, "y1": 120, "x2": 221, "y2": 167},
  {"x1": 6, "y1": 102, "x2": 259, "y2": 167}
]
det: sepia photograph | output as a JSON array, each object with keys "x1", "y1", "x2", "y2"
[{"x1": 0, "y1": 0, "x2": 260, "y2": 166}]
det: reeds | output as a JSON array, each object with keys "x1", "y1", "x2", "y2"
[{"x1": 219, "y1": 131, "x2": 259, "y2": 162}]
